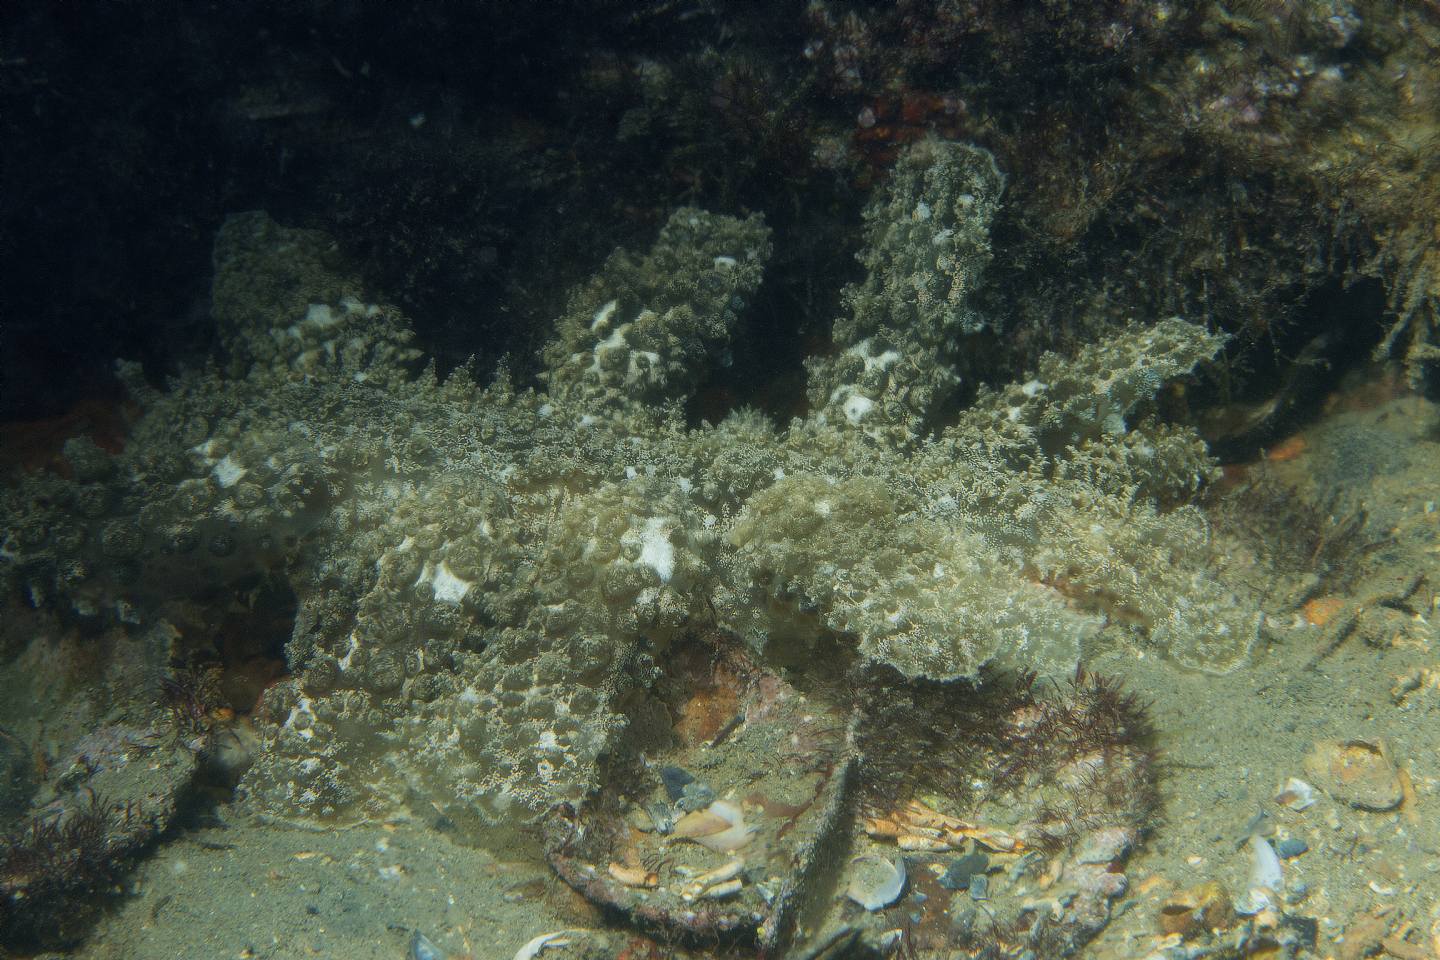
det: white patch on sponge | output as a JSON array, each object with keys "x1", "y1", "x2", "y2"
[
  {"x1": 588, "y1": 318, "x2": 663, "y2": 388},
  {"x1": 590, "y1": 299, "x2": 618, "y2": 331},
  {"x1": 212, "y1": 454, "x2": 247, "y2": 488},
  {"x1": 417, "y1": 559, "x2": 473, "y2": 605},
  {"x1": 637, "y1": 517, "x2": 675, "y2": 584},
  {"x1": 337, "y1": 630, "x2": 361, "y2": 671},
  {"x1": 844, "y1": 339, "x2": 902, "y2": 373},
  {"x1": 304, "y1": 303, "x2": 341, "y2": 329},
  {"x1": 842, "y1": 392, "x2": 875, "y2": 424}
]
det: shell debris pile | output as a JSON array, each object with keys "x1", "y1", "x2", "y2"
[
  {"x1": 543, "y1": 634, "x2": 1159, "y2": 957},
  {"x1": 864, "y1": 798, "x2": 1024, "y2": 854},
  {"x1": 544, "y1": 630, "x2": 853, "y2": 951}
]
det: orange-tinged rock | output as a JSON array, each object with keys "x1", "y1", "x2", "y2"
[
  {"x1": 1158, "y1": 881, "x2": 1232, "y2": 938},
  {"x1": 1264, "y1": 435, "x2": 1307, "y2": 462},
  {"x1": 1301, "y1": 595, "x2": 1346, "y2": 626}
]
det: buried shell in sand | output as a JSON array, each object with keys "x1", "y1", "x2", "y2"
[{"x1": 1158, "y1": 881, "x2": 1233, "y2": 938}]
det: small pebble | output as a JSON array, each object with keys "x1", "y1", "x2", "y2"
[
  {"x1": 1275, "y1": 837, "x2": 1309, "y2": 859},
  {"x1": 938, "y1": 852, "x2": 989, "y2": 891},
  {"x1": 678, "y1": 780, "x2": 716, "y2": 812},
  {"x1": 659, "y1": 765, "x2": 694, "y2": 801},
  {"x1": 645, "y1": 801, "x2": 675, "y2": 835},
  {"x1": 1238, "y1": 809, "x2": 1275, "y2": 845},
  {"x1": 1286, "y1": 913, "x2": 1319, "y2": 948},
  {"x1": 409, "y1": 931, "x2": 445, "y2": 960},
  {"x1": 969, "y1": 874, "x2": 990, "y2": 901}
]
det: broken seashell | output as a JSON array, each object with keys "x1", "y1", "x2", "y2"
[
  {"x1": 673, "y1": 807, "x2": 729, "y2": 838},
  {"x1": 1248, "y1": 836, "x2": 1283, "y2": 894},
  {"x1": 863, "y1": 816, "x2": 903, "y2": 839},
  {"x1": 846, "y1": 854, "x2": 906, "y2": 911},
  {"x1": 512, "y1": 930, "x2": 584, "y2": 960},
  {"x1": 1303, "y1": 738, "x2": 1403, "y2": 812},
  {"x1": 671, "y1": 799, "x2": 756, "y2": 853},
  {"x1": 1274, "y1": 776, "x2": 1316, "y2": 810},
  {"x1": 1234, "y1": 887, "x2": 1275, "y2": 916},
  {"x1": 904, "y1": 799, "x2": 971, "y2": 832},
  {"x1": 962, "y1": 825, "x2": 1023, "y2": 853},
  {"x1": 868, "y1": 799, "x2": 1023, "y2": 853},
  {"x1": 699, "y1": 877, "x2": 744, "y2": 899},
  {"x1": 681, "y1": 858, "x2": 746, "y2": 900},
  {"x1": 897, "y1": 833, "x2": 952, "y2": 852},
  {"x1": 607, "y1": 862, "x2": 659, "y2": 888}
]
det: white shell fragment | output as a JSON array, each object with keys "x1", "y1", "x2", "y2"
[
  {"x1": 1235, "y1": 887, "x2": 1275, "y2": 916},
  {"x1": 1275, "y1": 776, "x2": 1316, "y2": 810},
  {"x1": 513, "y1": 930, "x2": 584, "y2": 960},
  {"x1": 1248, "y1": 835, "x2": 1283, "y2": 893},
  {"x1": 681, "y1": 858, "x2": 746, "y2": 900},
  {"x1": 700, "y1": 877, "x2": 744, "y2": 899},
  {"x1": 846, "y1": 854, "x2": 906, "y2": 911},
  {"x1": 671, "y1": 800, "x2": 756, "y2": 853}
]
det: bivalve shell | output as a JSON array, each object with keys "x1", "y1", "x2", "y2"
[
  {"x1": 846, "y1": 854, "x2": 906, "y2": 911},
  {"x1": 672, "y1": 799, "x2": 756, "y2": 853},
  {"x1": 1303, "y1": 738, "x2": 1403, "y2": 811},
  {"x1": 1274, "y1": 777, "x2": 1316, "y2": 810}
]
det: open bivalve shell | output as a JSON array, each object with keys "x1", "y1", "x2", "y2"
[{"x1": 846, "y1": 854, "x2": 906, "y2": 911}]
